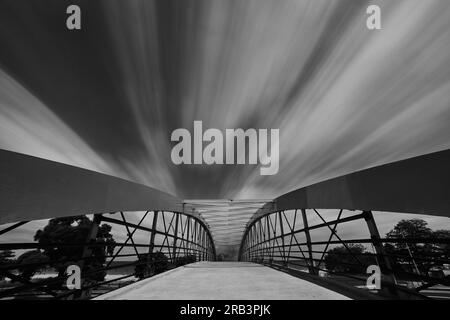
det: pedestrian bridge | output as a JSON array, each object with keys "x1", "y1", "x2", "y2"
[{"x1": 0, "y1": 149, "x2": 449, "y2": 300}]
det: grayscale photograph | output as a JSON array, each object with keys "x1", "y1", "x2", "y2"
[{"x1": 0, "y1": 0, "x2": 449, "y2": 314}]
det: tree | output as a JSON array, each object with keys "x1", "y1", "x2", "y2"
[
  {"x1": 34, "y1": 216, "x2": 116, "y2": 283},
  {"x1": 385, "y1": 219, "x2": 449, "y2": 274},
  {"x1": 386, "y1": 219, "x2": 432, "y2": 243},
  {"x1": 0, "y1": 250, "x2": 14, "y2": 264},
  {"x1": 432, "y1": 229, "x2": 450, "y2": 253},
  {"x1": 15, "y1": 250, "x2": 49, "y2": 281},
  {"x1": 324, "y1": 244, "x2": 376, "y2": 274},
  {"x1": 323, "y1": 219, "x2": 450, "y2": 277},
  {"x1": 431, "y1": 229, "x2": 450, "y2": 275},
  {"x1": 0, "y1": 250, "x2": 15, "y2": 281}
]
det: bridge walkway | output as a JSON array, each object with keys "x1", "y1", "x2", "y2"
[{"x1": 95, "y1": 262, "x2": 350, "y2": 300}]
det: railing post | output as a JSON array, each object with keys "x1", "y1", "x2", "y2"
[
  {"x1": 238, "y1": 226, "x2": 248, "y2": 261},
  {"x1": 198, "y1": 222, "x2": 203, "y2": 261},
  {"x1": 193, "y1": 219, "x2": 198, "y2": 261},
  {"x1": 71, "y1": 213, "x2": 102, "y2": 300},
  {"x1": 172, "y1": 212, "x2": 179, "y2": 263},
  {"x1": 253, "y1": 225, "x2": 257, "y2": 262},
  {"x1": 278, "y1": 211, "x2": 286, "y2": 265},
  {"x1": 186, "y1": 217, "x2": 191, "y2": 257},
  {"x1": 256, "y1": 223, "x2": 261, "y2": 262},
  {"x1": 201, "y1": 228, "x2": 206, "y2": 261},
  {"x1": 209, "y1": 233, "x2": 214, "y2": 261},
  {"x1": 81, "y1": 214, "x2": 102, "y2": 259},
  {"x1": 266, "y1": 216, "x2": 272, "y2": 264},
  {"x1": 141, "y1": 211, "x2": 158, "y2": 278},
  {"x1": 206, "y1": 234, "x2": 210, "y2": 261},
  {"x1": 301, "y1": 209, "x2": 318, "y2": 275},
  {"x1": 363, "y1": 210, "x2": 397, "y2": 286},
  {"x1": 249, "y1": 227, "x2": 254, "y2": 262},
  {"x1": 262, "y1": 218, "x2": 267, "y2": 261},
  {"x1": 148, "y1": 211, "x2": 159, "y2": 255}
]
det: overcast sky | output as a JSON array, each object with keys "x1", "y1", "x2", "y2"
[{"x1": 0, "y1": 0, "x2": 449, "y2": 249}]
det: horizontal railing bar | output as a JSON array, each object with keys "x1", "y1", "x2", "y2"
[
  {"x1": 0, "y1": 242, "x2": 209, "y2": 251},
  {"x1": 0, "y1": 221, "x2": 29, "y2": 236},
  {"x1": 250, "y1": 248, "x2": 450, "y2": 264},
  {"x1": 242, "y1": 237, "x2": 450, "y2": 254}
]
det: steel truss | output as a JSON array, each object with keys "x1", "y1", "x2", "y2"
[
  {"x1": 0, "y1": 210, "x2": 215, "y2": 300},
  {"x1": 239, "y1": 209, "x2": 450, "y2": 299}
]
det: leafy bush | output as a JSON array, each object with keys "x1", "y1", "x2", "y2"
[
  {"x1": 134, "y1": 252, "x2": 169, "y2": 279},
  {"x1": 15, "y1": 250, "x2": 49, "y2": 281},
  {"x1": 324, "y1": 244, "x2": 376, "y2": 274},
  {"x1": 174, "y1": 255, "x2": 197, "y2": 267}
]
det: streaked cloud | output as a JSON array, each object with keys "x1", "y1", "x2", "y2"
[{"x1": 0, "y1": 0, "x2": 449, "y2": 248}]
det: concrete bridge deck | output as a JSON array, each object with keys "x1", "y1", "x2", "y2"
[{"x1": 95, "y1": 262, "x2": 350, "y2": 300}]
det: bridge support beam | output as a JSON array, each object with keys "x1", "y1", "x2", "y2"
[
  {"x1": 278, "y1": 211, "x2": 286, "y2": 265},
  {"x1": 172, "y1": 213, "x2": 179, "y2": 263},
  {"x1": 363, "y1": 210, "x2": 398, "y2": 295},
  {"x1": 70, "y1": 213, "x2": 103, "y2": 300},
  {"x1": 148, "y1": 210, "x2": 158, "y2": 256},
  {"x1": 301, "y1": 209, "x2": 318, "y2": 275}
]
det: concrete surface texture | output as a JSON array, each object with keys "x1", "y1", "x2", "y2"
[{"x1": 95, "y1": 262, "x2": 350, "y2": 300}]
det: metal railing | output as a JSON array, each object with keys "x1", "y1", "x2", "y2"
[
  {"x1": 0, "y1": 210, "x2": 215, "y2": 300},
  {"x1": 239, "y1": 150, "x2": 450, "y2": 299},
  {"x1": 0, "y1": 150, "x2": 216, "y2": 299}
]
